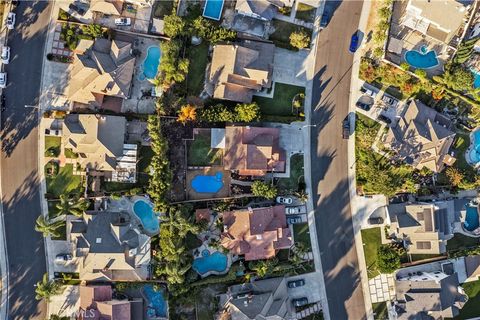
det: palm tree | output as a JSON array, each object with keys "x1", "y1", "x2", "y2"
[
  {"x1": 35, "y1": 273, "x2": 64, "y2": 302},
  {"x1": 294, "y1": 190, "x2": 309, "y2": 204},
  {"x1": 161, "y1": 207, "x2": 199, "y2": 238},
  {"x1": 35, "y1": 215, "x2": 64, "y2": 238},
  {"x1": 55, "y1": 194, "x2": 89, "y2": 217},
  {"x1": 155, "y1": 261, "x2": 190, "y2": 285}
]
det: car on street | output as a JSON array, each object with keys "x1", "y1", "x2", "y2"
[
  {"x1": 115, "y1": 17, "x2": 131, "y2": 26},
  {"x1": 69, "y1": 3, "x2": 86, "y2": 16},
  {"x1": 320, "y1": 11, "x2": 330, "y2": 28},
  {"x1": 287, "y1": 215, "x2": 302, "y2": 224},
  {"x1": 286, "y1": 206, "x2": 302, "y2": 215},
  {"x1": 0, "y1": 73, "x2": 7, "y2": 89},
  {"x1": 276, "y1": 196, "x2": 293, "y2": 205},
  {"x1": 342, "y1": 117, "x2": 350, "y2": 139},
  {"x1": 1, "y1": 46, "x2": 10, "y2": 64},
  {"x1": 6, "y1": 12, "x2": 15, "y2": 30},
  {"x1": 288, "y1": 279, "x2": 305, "y2": 288},
  {"x1": 356, "y1": 101, "x2": 371, "y2": 111},
  {"x1": 292, "y1": 297, "x2": 309, "y2": 307},
  {"x1": 349, "y1": 31, "x2": 360, "y2": 53},
  {"x1": 377, "y1": 114, "x2": 392, "y2": 124},
  {"x1": 55, "y1": 253, "x2": 73, "y2": 264}
]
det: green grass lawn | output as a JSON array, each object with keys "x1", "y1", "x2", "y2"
[
  {"x1": 270, "y1": 19, "x2": 312, "y2": 50},
  {"x1": 361, "y1": 227, "x2": 382, "y2": 279},
  {"x1": 277, "y1": 154, "x2": 304, "y2": 191},
  {"x1": 447, "y1": 233, "x2": 480, "y2": 252},
  {"x1": 188, "y1": 133, "x2": 223, "y2": 166},
  {"x1": 186, "y1": 42, "x2": 209, "y2": 96},
  {"x1": 254, "y1": 82, "x2": 305, "y2": 117},
  {"x1": 45, "y1": 136, "x2": 61, "y2": 157},
  {"x1": 46, "y1": 164, "x2": 83, "y2": 197},
  {"x1": 453, "y1": 134, "x2": 473, "y2": 172},
  {"x1": 372, "y1": 302, "x2": 388, "y2": 320},
  {"x1": 295, "y1": 2, "x2": 316, "y2": 23},
  {"x1": 293, "y1": 222, "x2": 312, "y2": 251},
  {"x1": 64, "y1": 148, "x2": 78, "y2": 159},
  {"x1": 153, "y1": 0, "x2": 173, "y2": 18},
  {"x1": 455, "y1": 279, "x2": 480, "y2": 319}
]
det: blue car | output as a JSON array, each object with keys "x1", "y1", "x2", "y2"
[{"x1": 349, "y1": 32, "x2": 360, "y2": 53}]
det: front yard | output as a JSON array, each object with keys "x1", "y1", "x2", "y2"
[
  {"x1": 47, "y1": 200, "x2": 66, "y2": 241},
  {"x1": 269, "y1": 20, "x2": 312, "y2": 50},
  {"x1": 253, "y1": 83, "x2": 305, "y2": 122},
  {"x1": 46, "y1": 164, "x2": 83, "y2": 197},
  {"x1": 45, "y1": 136, "x2": 61, "y2": 157},
  {"x1": 295, "y1": 3, "x2": 316, "y2": 23},
  {"x1": 361, "y1": 227, "x2": 382, "y2": 279},
  {"x1": 277, "y1": 154, "x2": 304, "y2": 191},
  {"x1": 293, "y1": 222, "x2": 312, "y2": 252}
]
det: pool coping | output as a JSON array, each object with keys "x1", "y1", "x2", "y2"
[
  {"x1": 192, "y1": 246, "x2": 232, "y2": 278},
  {"x1": 137, "y1": 45, "x2": 162, "y2": 82},
  {"x1": 202, "y1": 0, "x2": 224, "y2": 21},
  {"x1": 403, "y1": 46, "x2": 440, "y2": 70}
]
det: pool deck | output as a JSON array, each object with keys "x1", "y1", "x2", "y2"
[
  {"x1": 186, "y1": 166, "x2": 231, "y2": 200},
  {"x1": 193, "y1": 244, "x2": 232, "y2": 278}
]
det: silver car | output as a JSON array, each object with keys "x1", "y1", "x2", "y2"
[
  {"x1": 6, "y1": 12, "x2": 15, "y2": 30},
  {"x1": 0, "y1": 73, "x2": 7, "y2": 89},
  {"x1": 1, "y1": 46, "x2": 10, "y2": 64}
]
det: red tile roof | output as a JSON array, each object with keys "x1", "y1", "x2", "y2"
[
  {"x1": 79, "y1": 285, "x2": 131, "y2": 320},
  {"x1": 195, "y1": 208, "x2": 212, "y2": 223}
]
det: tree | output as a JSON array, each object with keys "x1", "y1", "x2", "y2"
[
  {"x1": 159, "y1": 40, "x2": 190, "y2": 87},
  {"x1": 289, "y1": 30, "x2": 310, "y2": 49},
  {"x1": 81, "y1": 24, "x2": 103, "y2": 38},
  {"x1": 248, "y1": 258, "x2": 278, "y2": 278},
  {"x1": 155, "y1": 261, "x2": 191, "y2": 284},
  {"x1": 251, "y1": 181, "x2": 278, "y2": 199},
  {"x1": 55, "y1": 194, "x2": 89, "y2": 217},
  {"x1": 177, "y1": 104, "x2": 197, "y2": 124},
  {"x1": 446, "y1": 167, "x2": 463, "y2": 187},
  {"x1": 35, "y1": 215, "x2": 65, "y2": 238},
  {"x1": 294, "y1": 190, "x2": 308, "y2": 203},
  {"x1": 437, "y1": 64, "x2": 473, "y2": 92},
  {"x1": 378, "y1": 6, "x2": 392, "y2": 20},
  {"x1": 190, "y1": 17, "x2": 236, "y2": 44},
  {"x1": 414, "y1": 69, "x2": 427, "y2": 79},
  {"x1": 373, "y1": 29, "x2": 387, "y2": 45},
  {"x1": 163, "y1": 14, "x2": 187, "y2": 38},
  {"x1": 372, "y1": 47, "x2": 384, "y2": 59},
  {"x1": 199, "y1": 104, "x2": 235, "y2": 122},
  {"x1": 377, "y1": 244, "x2": 401, "y2": 274},
  {"x1": 35, "y1": 273, "x2": 64, "y2": 302},
  {"x1": 235, "y1": 102, "x2": 260, "y2": 122},
  {"x1": 431, "y1": 86, "x2": 445, "y2": 101},
  {"x1": 400, "y1": 62, "x2": 410, "y2": 71}
]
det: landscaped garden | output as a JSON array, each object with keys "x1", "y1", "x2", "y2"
[
  {"x1": 186, "y1": 42, "x2": 209, "y2": 96},
  {"x1": 45, "y1": 136, "x2": 61, "y2": 157},
  {"x1": 293, "y1": 222, "x2": 312, "y2": 251},
  {"x1": 187, "y1": 131, "x2": 222, "y2": 166},
  {"x1": 253, "y1": 83, "x2": 305, "y2": 122},
  {"x1": 277, "y1": 154, "x2": 304, "y2": 191},
  {"x1": 45, "y1": 164, "x2": 83, "y2": 197},
  {"x1": 455, "y1": 279, "x2": 480, "y2": 319},
  {"x1": 47, "y1": 200, "x2": 66, "y2": 241},
  {"x1": 295, "y1": 2, "x2": 316, "y2": 23}
]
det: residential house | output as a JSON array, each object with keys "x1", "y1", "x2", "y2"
[
  {"x1": 68, "y1": 210, "x2": 151, "y2": 281},
  {"x1": 209, "y1": 40, "x2": 274, "y2": 103},
  {"x1": 235, "y1": 0, "x2": 292, "y2": 21},
  {"x1": 383, "y1": 100, "x2": 456, "y2": 173},
  {"x1": 386, "y1": 201, "x2": 454, "y2": 255},
  {"x1": 78, "y1": 285, "x2": 143, "y2": 319},
  {"x1": 89, "y1": 0, "x2": 152, "y2": 16},
  {"x1": 401, "y1": 0, "x2": 469, "y2": 45},
  {"x1": 220, "y1": 205, "x2": 292, "y2": 261},
  {"x1": 219, "y1": 277, "x2": 292, "y2": 320},
  {"x1": 394, "y1": 271, "x2": 467, "y2": 319},
  {"x1": 215, "y1": 126, "x2": 286, "y2": 176},
  {"x1": 67, "y1": 38, "x2": 135, "y2": 107},
  {"x1": 62, "y1": 114, "x2": 137, "y2": 182}
]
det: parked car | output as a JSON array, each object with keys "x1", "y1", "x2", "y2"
[
  {"x1": 342, "y1": 117, "x2": 350, "y2": 139},
  {"x1": 368, "y1": 217, "x2": 384, "y2": 225},
  {"x1": 381, "y1": 95, "x2": 398, "y2": 107},
  {"x1": 55, "y1": 253, "x2": 73, "y2": 264},
  {"x1": 286, "y1": 206, "x2": 301, "y2": 215},
  {"x1": 69, "y1": 3, "x2": 86, "y2": 16},
  {"x1": 287, "y1": 215, "x2": 302, "y2": 224},
  {"x1": 0, "y1": 73, "x2": 7, "y2": 89},
  {"x1": 320, "y1": 11, "x2": 330, "y2": 28},
  {"x1": 349, "y1": 31, "x2": 360, "y2": 53},
  {"x1": 356, "y1": 101, "x2": 371, "y2": 111},
  {"x1": 1, "y1": 46, "x2": 10, "y2": 64},
  {"x1": 377, "y1": 114, "x2": 392, "y2": 124},
  {"x1": 6, "y1": 12, "x2": 15, "y2": 30},
  {"x1": 292, "y1": 297, "x2": 309, "y2": 307},
  {"x1": 115, "y1": 17, "x2": 131, "y2": 26},
  {"x1": 276, "y1": 196, "x2": 293, "y2": 205},
  {"x1": 288, "y1": 279, "x2": 305, "y2": 288},
  {"x1": 360, "y1": 86, "x2": 377, "y2": 98}
]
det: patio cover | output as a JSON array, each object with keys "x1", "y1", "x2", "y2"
[
  {"x1": 211, "y1": 128, "x2": 226, "y2": 148},
  {"x1": 387, "y1": 37, "x2": 404, "y2": 54}
]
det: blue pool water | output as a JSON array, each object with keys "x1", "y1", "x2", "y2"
[
  {"x1": 465, "y1": 204, "x2": 480, "y2": 231},
  {"x1": 472, "y1": 69, "x2": 480, "y2": 89},
  {"x1": 405, "y1": 46, "x2": 439, "y2": 69},
  {"x1": 191, "y1": 172, "x2": 224, "y2": 193},
  {"x1": 192, "y1": 250, "x2": 228, "y2": 275},
  {"x1": 143, "y1": 285, "x2": 167, "y2": 318},
  {"x1": 133, "y1": 199, "x2": 160, "y2": 235},
  {"x1": 138, "y1": 46, "x2": 161, "y2": 81},
  {"x1": 203, "y1": 0, "x2": 224, "y2": 20},
  {"x1": 469, "y1": 129, "x2": 480, "y2": 164}
]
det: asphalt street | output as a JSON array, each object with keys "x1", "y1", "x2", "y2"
[
  {"x1": 310, "y1": 1, "x2": 367, "y2": 319},
  {"x1": 0, "y1": 1, "x2": 52, "y2": 319}
]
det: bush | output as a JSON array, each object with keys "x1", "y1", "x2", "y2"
[
  {"x1": 289, "y1": 30, "x2": 310, "y2": 49},
  {"x1": 199, "y1": 104, "x2": 234, "y2": 122},
  {"x1": 251, "y1": 181, "x2": 278, "y2": 199},
  {"x1": 190, "y1": 17, "x2": 236, "y2": 44},
  {"x1": 400, "y1": 62, "x2": 410, "y2": 71},
  {"x1": 159, "y1": 40, "x2": 190, "y2": 87},
  {"x1": 235, "y1": 102, "x2": 260, "y2": 122},
  {"x1": 164, "y1": 14, "x2": 187, "y2": 38},
  {"x1": 377, "y1": 244, "x2": 401, "y2": 273}
]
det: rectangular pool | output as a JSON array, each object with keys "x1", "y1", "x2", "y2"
[{"x1": 203, "y1": 0, "x2": 224, "y2": 21}]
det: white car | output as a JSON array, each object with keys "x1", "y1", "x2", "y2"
[
  {"x1": 55, "y1": 253, "x2": 73, "y2": 264},
  {"x1": 6, "y1": 12, "x2": 15, "y2": 30},
  {"x1": 276, "y1": 196, "x2": 293, "y2": 205},
  {"x1": 0, "y1": 73, "x2": 7, "y2": 89},
  {"x1": 115, "y1": 17, "x2": 131, "y2": 26},
  {"x1": 286, "y1": 206, "x2": 301, "y2": 215},
  {"x1": 1, "y1": 46, "x2": 10, "y2": 64}
]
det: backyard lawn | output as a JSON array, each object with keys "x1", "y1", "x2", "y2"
[
  {"x1": 453, "y1": 134, "x2": 473, "y2": 172},
  {"x1": 447, "y1": 233, "x2": 480, "y2": 252},
  {"x1": 187, "y1": 132, "x2": 222, "y2": 166},
  {"x1": 253, "y1": 82, "x2": 305, "y2": 120},
  {"x1": 372, "y1": 302, "x2": 388, "y2": 320},
  {"x1": 293, "y1": 222, "x2": 312, "y2": 251},
  {"x1": 277, "y1": 154, "x2": 304, "y2": 191},
  {"x1": 46, "y1": 164, "x2": 83, "y2": 197},
  {"x1": 186, "y1": 42, "x2": 209, "y2": 96},
  {"x1": 45, "y1": 136, "x2": 61, "y2": 157},
  {"x1": 295, "y1": 2, "x2": 316, "y2": 23},
  {"x1": 361, "y1": 227, "x2": 382, "y2": 279},
  {"x1": 455, "y1": 279, "x2": 480, "y2": 319},
  {"x1": 270, "y1": 19, "x2": 312, "y2": 50}
]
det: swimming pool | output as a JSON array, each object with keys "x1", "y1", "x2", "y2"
[
  {"x1": 472, "y1": 69, "x2": 480, "y2": 89},
  {"x1": 138, "y1": 46, "x2": 161, "y2": 81},
  {"x1": 191, "y1": 172, "x2": 224, "y2": 193},
  {"x1": 192, "y1": 249, "x2": 228, "y2": 275},
  {"x1": 468, "y1": 129, "x2": 480, "y2": 165},
  {"x1": 203, "y1": 0, "x2": 224, "y2": 20},
  {"x1": 465, "y1": 203, "x2": 480, "y2": 231},
  {"x1": 133, "y1": 199, "x2": 160, "y2": 236},
  {"x1": 405, "y1": 46, "x2": 439, "y2": 69},
  {"x1": 143, "y1": 284, "x2": 167, "y2": 318}
]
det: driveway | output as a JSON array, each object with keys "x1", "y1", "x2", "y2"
[
  {"x1": 286, "y1": 273, "x2": 322, "y2": 303},
  {"x1": 273, "y1": 48, "x2": 308, "y2": 87}
]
